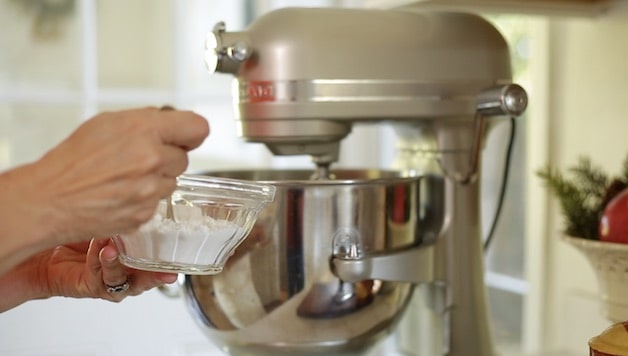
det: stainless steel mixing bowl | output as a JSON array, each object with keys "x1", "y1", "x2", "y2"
[{"x1": 182, "y1": 169, "x2": 444, "y2": 355}]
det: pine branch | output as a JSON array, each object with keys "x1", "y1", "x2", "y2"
[
  {"x1": 568, "y1": 157, "x2": 609, "y2": 200},
  {"x1": 622, "y1": 154, "x2": 628, "y2": 184},
  {"x1": 537, "y1": 165, "x2": 601, "y2": 239},
  {"x1": 538, "y1": 153, "x2": 628, "y2": 240}
]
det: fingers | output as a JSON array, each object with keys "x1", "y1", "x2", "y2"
[
  {"x1": 97, "y1": 240, "x2": 177, "y2": 301},
  {"x1": 86, "y1": 238, "x2": 110, "y2": 272},
  {"x1": 155, "y1": 144, "x2": 189, "y2": 179},
  {"x1": 99, "y1": 242, "x2": 127, "y2": 290},
  {"x1": 153, "y1": 108, "x2": 210, "y2": 151},
  {"x1": 126, "y1": 271, "x2": 178, "y2": 297}
]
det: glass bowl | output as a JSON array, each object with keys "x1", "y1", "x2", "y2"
[{"x1": 111, "y1": 174, "x2": 276, "y2": 275}]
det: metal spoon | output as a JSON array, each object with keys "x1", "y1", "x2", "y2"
[
  {"x1": 166, "y1": 196, "x2": 176, "y2": 223},
  {"x1": 160, "y1": 104, "x2": 177, "y2": 223}
]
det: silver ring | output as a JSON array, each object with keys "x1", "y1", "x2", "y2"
[{"x1": 106, "y1": 281, "x2": 130, "y2": 294}]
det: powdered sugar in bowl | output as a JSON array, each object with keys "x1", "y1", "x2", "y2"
[{"x1": 112, "y1": 174, "x2": 276, "y2": 275}]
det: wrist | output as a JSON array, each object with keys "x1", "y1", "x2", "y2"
[
  {"x1": 0, "y1": 251, "x2": 51, "y2": 312},
  {"x1": 0, "y1": 163, "x2": 59, "y2": 275}
]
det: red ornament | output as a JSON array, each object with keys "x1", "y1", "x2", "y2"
[{"x1": 600, "y1": 188, "x2": 628, "y2": 243}]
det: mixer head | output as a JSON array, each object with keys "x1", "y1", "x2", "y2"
[{"x1": 204, "y1": 7, "x2": 527, "y2": 170}]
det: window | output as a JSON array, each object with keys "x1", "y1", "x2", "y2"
[{"x1": 482, "y1": 15, "x2": 533, "y2": 353}]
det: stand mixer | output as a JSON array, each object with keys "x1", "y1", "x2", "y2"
[{"x1": 183, "y1": 7, "x2": 527, "y2": 355}]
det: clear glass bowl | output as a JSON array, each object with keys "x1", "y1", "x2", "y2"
[{"x1": 112, "y1": 174, "x2": 276, "y2": 274}]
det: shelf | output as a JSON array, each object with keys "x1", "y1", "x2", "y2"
[{"x1": 366, "y1": 0, "x2": 621, "y2": 17}]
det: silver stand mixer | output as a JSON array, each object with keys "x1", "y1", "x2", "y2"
[{"x1": 184, "y1": 7, "x2": 527, "y2": 355}]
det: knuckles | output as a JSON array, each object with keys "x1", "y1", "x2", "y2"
[{"x1": 130, "y1": 203, "x2": 160, "y2": 227}]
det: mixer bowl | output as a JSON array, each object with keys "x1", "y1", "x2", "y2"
[{"x1": 183, "y1": 169, "x2": 444, "y2": 355}]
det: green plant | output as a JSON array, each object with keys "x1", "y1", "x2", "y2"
[{"x1": 537, "y1": 155, "x2": 628, "y2": 240}]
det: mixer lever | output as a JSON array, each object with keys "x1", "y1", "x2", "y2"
[{"x1": 454, "y1": 84, "x2": 528, "y2": 184}]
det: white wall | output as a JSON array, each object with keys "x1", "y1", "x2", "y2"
[{"x1": 541, "y1": 11, "x2": 628, "y2": 353}]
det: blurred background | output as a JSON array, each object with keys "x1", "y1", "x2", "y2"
[{"x1": 0, "y1": 0, "x2": 626, "y2": 355}]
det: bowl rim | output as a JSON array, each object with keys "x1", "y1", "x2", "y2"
[
  {"x1": 562, "y1": 235, "x2": 628, "y2": 252},
  {"x1": 178, "y1": 174, "x2": 277, "y2": 203},
  {"x1": 193, "y1": 169, "x2": 430, "y2": 187}
]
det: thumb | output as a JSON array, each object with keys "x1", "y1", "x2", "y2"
[{"x1": 85, "y1": 238, "x2": 111, "y2": 273}]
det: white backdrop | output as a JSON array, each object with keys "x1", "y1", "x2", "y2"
[{"x1": 0, "y1": 0, "x2": 536, "y2": 355}]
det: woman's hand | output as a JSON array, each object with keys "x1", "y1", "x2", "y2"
[
  {"x1": 0, "y1": 107, "x2": 210, "y2": 273},
  {"x1": 33, "y1": 106, "x2": 210, "y2": 241},
  {"x1": 0, "y1": 238, "x2": 177, "y2": 312}
]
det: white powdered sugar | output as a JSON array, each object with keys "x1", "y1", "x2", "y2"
[{"x1": 119, "y1": 205, "x2": 244, "y2": 266}]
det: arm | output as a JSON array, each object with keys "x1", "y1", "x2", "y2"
[{"x1": 0, "y1": 107, "x2": 209, "y2": 275}]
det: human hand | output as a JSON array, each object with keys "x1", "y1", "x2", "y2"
[
  {"x1": 45, "y1": 238, "x2": 177, "y2": 301},
  {"x1": 7, "y1": 107, "x2": 210, "y2": 249},
  {"x1": 0, "y1": 238, "x2": 177, "y2": 312}
]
